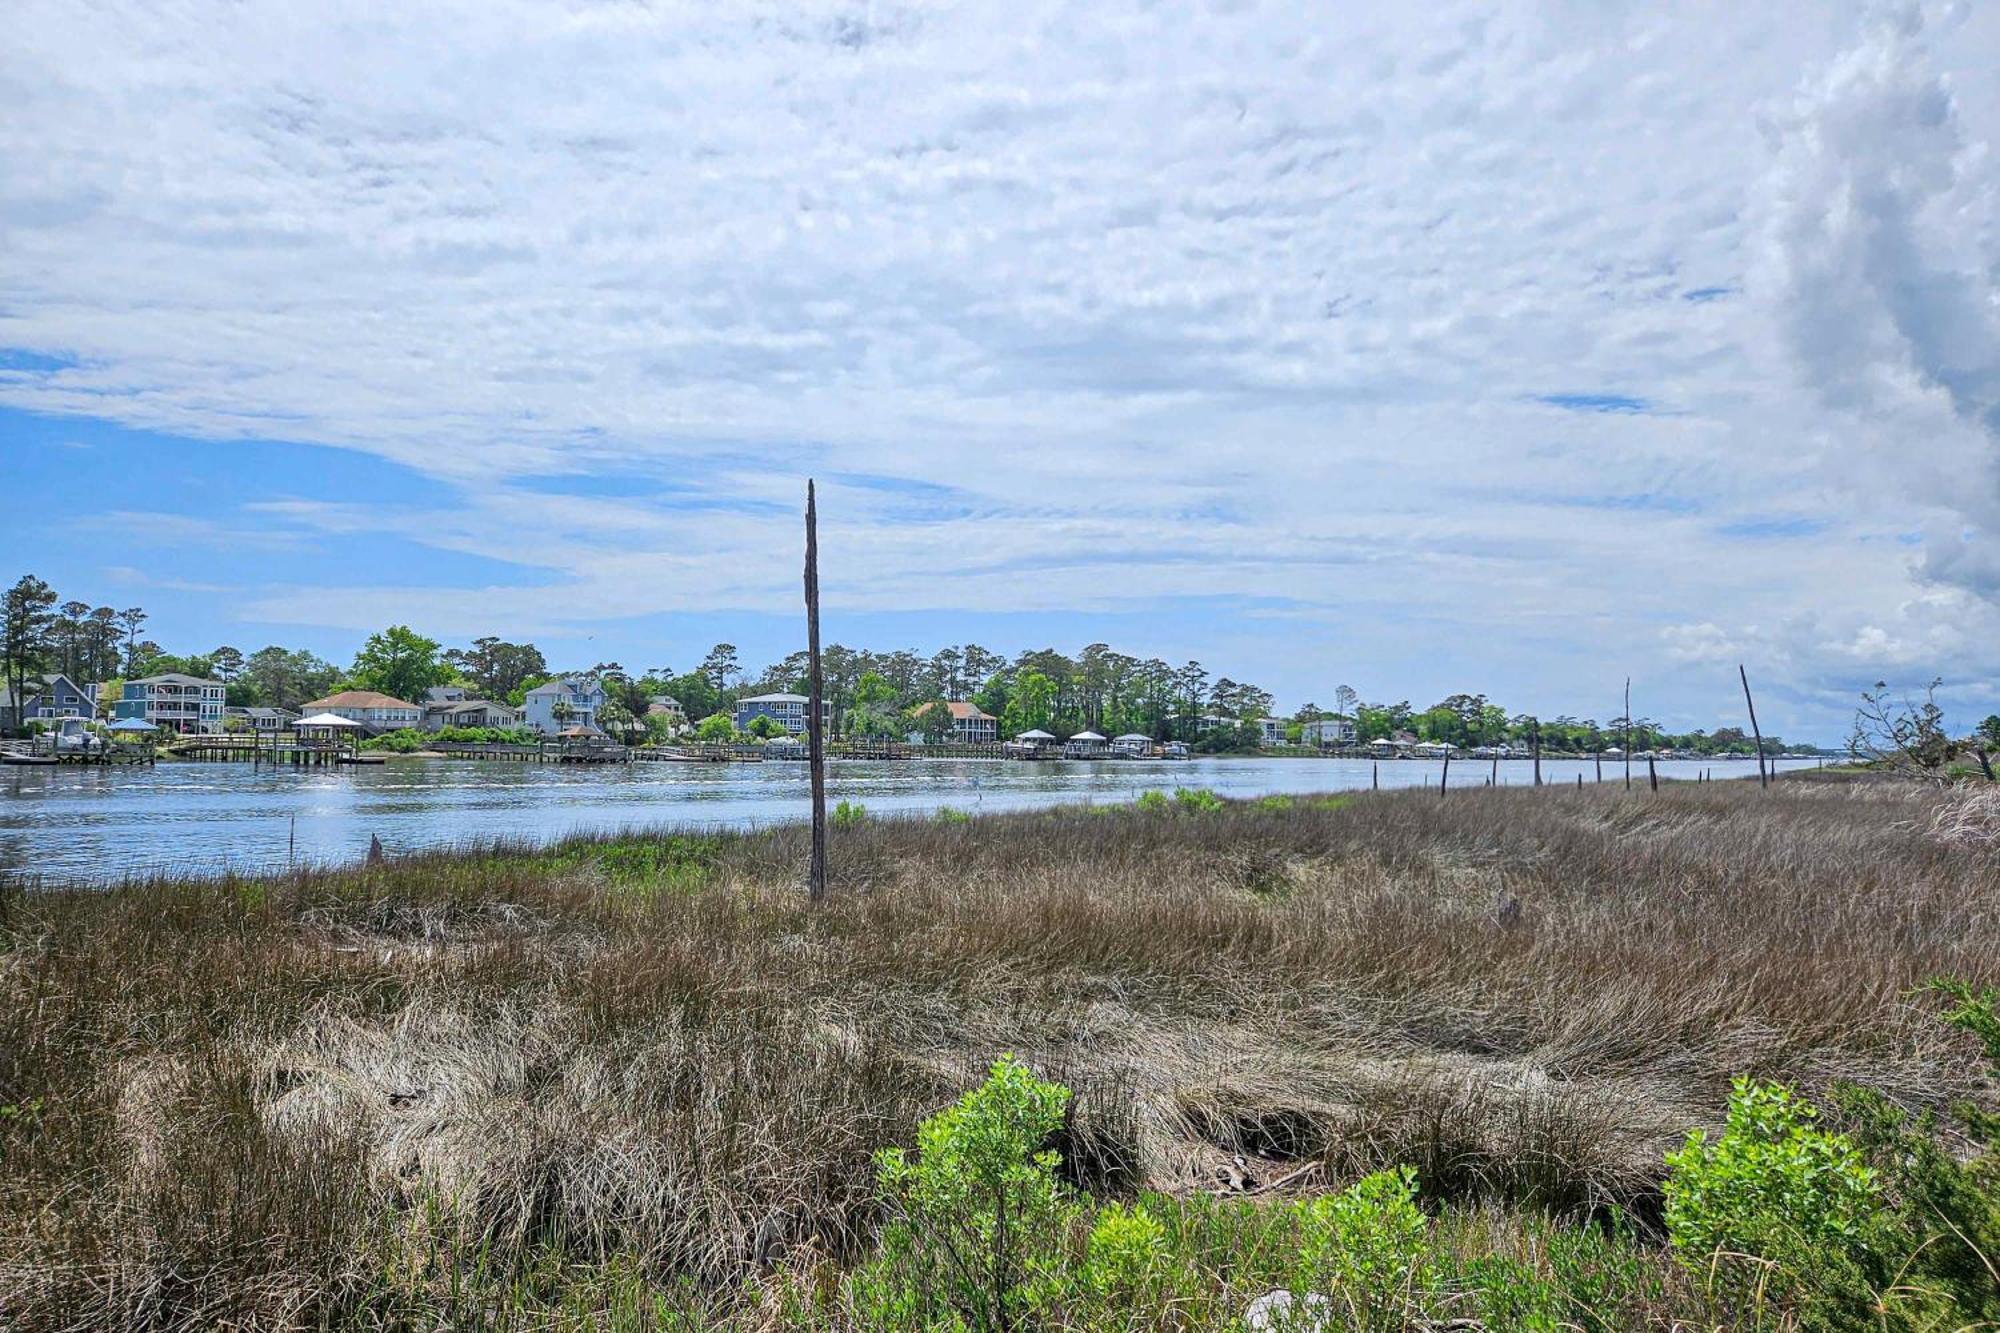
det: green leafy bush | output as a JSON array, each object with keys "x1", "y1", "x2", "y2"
[
  {"x1": 853, "y1": 1055, "x2": 1075, "y2": 1331},
  {"x1": 932, "y1": 806, "x2": 972, "y2": 825},
  {"x1": 1664, "y1": 1078, "x2": 1880, "y2": 1322},
  {"x1": 1297, "y1": 1165, "x2": 1432, "y2": 1330},
  {"x1": 1133, "y1": 789, "x2": 1170, "y2": 812},
  {"x1": 831, "y1": 800, "x2": 868, "y2": 828},
  {"x1": 1173, "y1": 786, "x2": 1223, "y2": 813}
]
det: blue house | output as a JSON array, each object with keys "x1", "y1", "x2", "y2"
[
  {"x1": 1, "y1": 672, "x2": 98, "y2": 728},
  {"x1": 732, "y1": 692, "x2": 831, "y2": 736}
]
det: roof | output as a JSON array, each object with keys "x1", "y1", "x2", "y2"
[
  {"x1": 131, "y1": 672, "x2": 221, "y2": 686},
  {"x1": 1014, "y1": 729, "x2": 1055, "y2": 740},
  {"x1": 915, "y1": 700, "x2": 994, "y2": 722},
  {"x1": 303, "y1": 690, "x2": 418, "y2": 710},
  {"x1": 226, "y1": 706, "x2": 297, "y2": 719},
  {"x1": 109, "y1": 718, "x2": 157, "y2": 732},
  {"x1": 1068, "y1": 731, "x2": 1107, "y2": 742},
  {"x1": 1113, "y1": 733, "x2": 1152, "y2": 742},
  {"x1": 739, "y1": 692, "x2": 808, "y2": 704},
  {"x1": 526, "y1": 678, "x2": 596, "y2": 696},
  {"x1": 647, "y1": 697, "x2": 685, "y2": 712},
  {"x1": 295, "y1": 712, "x2": 363, "y2": 728},
  {"x1": 430, "y1": 699, "x2": 512, "y2": 714}
]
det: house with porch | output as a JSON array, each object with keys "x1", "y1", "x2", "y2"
[
  {"x1": 298, "y1": 690, "x2": 423, "y2": 733},
  {"x1": 424, "y1": 699, "x2": 522, "y2": 731},
  {"x1": 116, "y1": 672, "x2": 227, "y2": 734},
  {"x1": 523, "y1": 677, "x2": 605, "y2": 734},
  {"x1": 732, "y1": 692, "x2": 830, "y2": 737},
  {"x1": 906, "y1": 699, "x2": 999, "y2": 744}
]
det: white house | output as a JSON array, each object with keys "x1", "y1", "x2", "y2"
[
  {"x1": 1258, "y1": 717, "x2": 1289, "y2": 747},
  {"x1": 1063, "y1": 730, "x2": 1109, "y2": 758},
  {"x1": 299, "y1": 690, "x2": 423, "y2": 733},
  {"x1": 522, "y1": 677, "x2": 605, "y2": 734},
  {"x1": 115, "y1": 673, "x2": 227, "y2": 734},
  {"x1": 1302, "y1": 717, "x2": 1358, "y2": 747}
]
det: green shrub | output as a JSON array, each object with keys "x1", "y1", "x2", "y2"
[
  {"x1": 832, "y1": 800, "x2": 867, "y2": 828},
  {"x1": 853, "y1": 1055, "x2": 1076, "y2": 1331},
  {"x1": 1297, "y1": 1166, "x2": 1432, "y2": 1330},
  {"x1": 1664, "y1": 1078, "x2": 1880, "y2": 1322},
  {"x1": 360, "y1": 728, "x2": 428, "y2": 753},
  {"x1": 1083, "y1": 1199, "x2": 1170, "y2": 1308},
  {"x1": 1173, "y1": 786, "x2": 1223, "y2": 813},
  {"x1": 1826, "y1": 979, "x2": 2000, "y2": 1326},
  {"x1": 932, "y1": 806, "x2": 972, "y2": 825},
  {"x1": 1253, "y1": 794, "x2": 1296, "y2": 811},
  {"x1": 1133, "y1": 789, "x2": 1170, "y2": 812}
]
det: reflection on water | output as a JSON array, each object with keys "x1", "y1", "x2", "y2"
[{"x1": 2, "y1": 755, "x2": 1816, "y2": 884}]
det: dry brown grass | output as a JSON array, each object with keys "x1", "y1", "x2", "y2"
[{"x1": 1, "y1": 780, "x2": 1995, "y2": 1328}]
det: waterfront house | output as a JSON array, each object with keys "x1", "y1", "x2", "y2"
[
  {"x1": 1258, "y1": 717, "x2": 1289, "y2": 747},
  {"x1": 116, "y1": 672, "x2": 227, "y2": 734},
  {"x1": 423, "y1": 699, "x2": 521, "y2": 731},
  {"x1": 907, "y1": 699, "x2": 999, "y2": 744},
  {"x1": 1111, "y1": 732, "x2": 1154, "y2": 757},
  {"x1": 2, "y1": 672, "x2": 97, "y2": 728},
  {"x1": 425, "y1": 685, "x2": 468, "y2": 704},
  {"x1": 223, "y1": 705, "x2": 299, "y2": 733},
  {"x1": 299, "y1": 690, "x2": 422, "y2": 734},
  {"x1": 523, "y1": 678, "x2": 606, "y2": 734},
  {"x1": 1302, "y1": 717, "x2": 1358, "y2": 747},
  {"x1": 732, "y1": 691, "x2": 829, "y2": 737}
]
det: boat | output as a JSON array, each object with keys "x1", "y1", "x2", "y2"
[
  {"x1": 2, "y1": 753, "x2": 58, "y2": 766},
  {"x1": 336, "y1": 754, "x2": 387, "y2": 766}
]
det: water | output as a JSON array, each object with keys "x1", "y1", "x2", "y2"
[{"x1": 1, "y1": 755, "x2": 1820, "y2": 884}]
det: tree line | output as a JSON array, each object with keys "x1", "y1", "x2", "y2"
[{"x1": 5, "y1": 570, "x2": 1847, "y2": 751}]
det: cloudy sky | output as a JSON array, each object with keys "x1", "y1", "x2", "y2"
[{"x1": 4, "y1": 1, "x2": 1998, "y2": 741}]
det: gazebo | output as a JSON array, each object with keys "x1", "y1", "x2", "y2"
[
  {"x1": 294, "y1": 712, "x2": 364, "y2": 754},
  {"x1": 1063, "y1": 730, "x2": 1108, "y2": 758},
  {"x1": 1111, "y1": 733, "x2": 1153, "y2": 758}
]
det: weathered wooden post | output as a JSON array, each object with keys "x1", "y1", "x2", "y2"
[
  {"x1": 1594, "y1": 750, "x2": 1602, "y2": 783},
  {"x1": 1738, "y1": 664, "x2": 1768, "y2": 789},
  {"x1": 1623, "y1": 678, "x2": 1632, "y2": 792},
  {"x1": 1372, "y1": 761, "x2": 1378, "y2": 791},
  {"x1": 805, "y1": 481, "x2": 828, "y2": 903},
  {"x1": 1648, "y1": 753, "x2": 1658, "y2": 792},
  {"x1": 1532, "y1": 721, "x2": 1542, "y2": 787},
  {"x1": 1439, "y1": 750, "x2": 1450, "y2": 796},
  {"x1": 1490, "y1": 753, "x2": 1499, "y2": 787}
]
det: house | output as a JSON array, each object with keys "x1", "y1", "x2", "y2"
[
  {"x1": 1257, "y1": 717, "x2": 1289, "y2": 747},
  {"x1": 732, "y1": 691, "x2": 830, "y2": 737},
  {"x1": 223, "y1": 706, "x2": 299, "y2": 733},
  {"x1": 2, "y1": 672, "x2": 98, "y2": 727},
  {"x1": 522, "y1": 678, "x2": 606, "y2": 734},
  {"x1": 423, "y1": 699, "x2": 522, "y2": 731},
  {"x1": 1302, "y1": 717, "x2": 1358, "y2": 747},
  {"x1": 298, "y1": 690, "x2": 423, "y2": 733},
  {"x1": 907, "y1": 700, "x2": 999, "y2": 744},
  {"x1": 426, "y1": 685, "x2": 469, "y2": 704},
  {"x1": 115, "y1": 673, "x2": 227, "y2": 734}
]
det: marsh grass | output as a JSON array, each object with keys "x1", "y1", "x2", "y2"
[{"x1": 0, "y1": 781, "x2": 1994, "y2": 1328}]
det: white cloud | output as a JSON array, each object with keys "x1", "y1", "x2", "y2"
[{"x1": 1, "y1": 0, "x2": 1998, "y2": 734}]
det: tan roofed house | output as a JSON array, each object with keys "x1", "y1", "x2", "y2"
[
  {"x1": 300, "y1": 690, "x2": 423, "y2": 733},
  {"x1": 908, "y1": 699, "x2": 998, "y2": 744}
]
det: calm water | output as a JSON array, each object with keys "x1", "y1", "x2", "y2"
[{"x1": 1, "y1": 754, "x2": 1819, "y2": 883}]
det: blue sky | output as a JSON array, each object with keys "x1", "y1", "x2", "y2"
[{"x1": 4, "y1": 1, "x2": 2000, "y2": 742}]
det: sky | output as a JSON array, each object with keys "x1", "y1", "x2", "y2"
[{"x1": 4, "y1": 1, "x2": 2000, "y2": 744}]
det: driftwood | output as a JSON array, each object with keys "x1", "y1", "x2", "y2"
[{"x1": 1740, "y1": 664, "x2": 1768, "y2": 789}]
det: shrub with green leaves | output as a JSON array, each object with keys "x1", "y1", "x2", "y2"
[
  {"x1": 1083, "y1": 1199, "x2": 1170, "y2": 1311},
  {"x1": 1297, "y1": 1165, "x2": 1432, "y2": 1330},
  {"x1": 1664, "y1": 1078, "x2": 1881, "y2": 1322},
  {"x1": 853, "y1": 1055, "x2": 1076, "y2": 1331},
  {"x1": 831, "y1": 800, "x2": 868, "y2": 828},
  {"x1": 1173, "y1": 787, "x2": 1224, "y2": 813},
  {"x1": 1133, "y1": 789, "x2": 1170, "y2": 812},
  {"x1": 932, "y1": 806, "x2": 972, "y2": 825}
]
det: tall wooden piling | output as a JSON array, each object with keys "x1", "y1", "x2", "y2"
[
  {"x1": 806, "y1": 481, "x2": 828, "y2": 903},
  {"x1": 1739, "y1": 664, "x2": 1768, "y2": 789}
]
